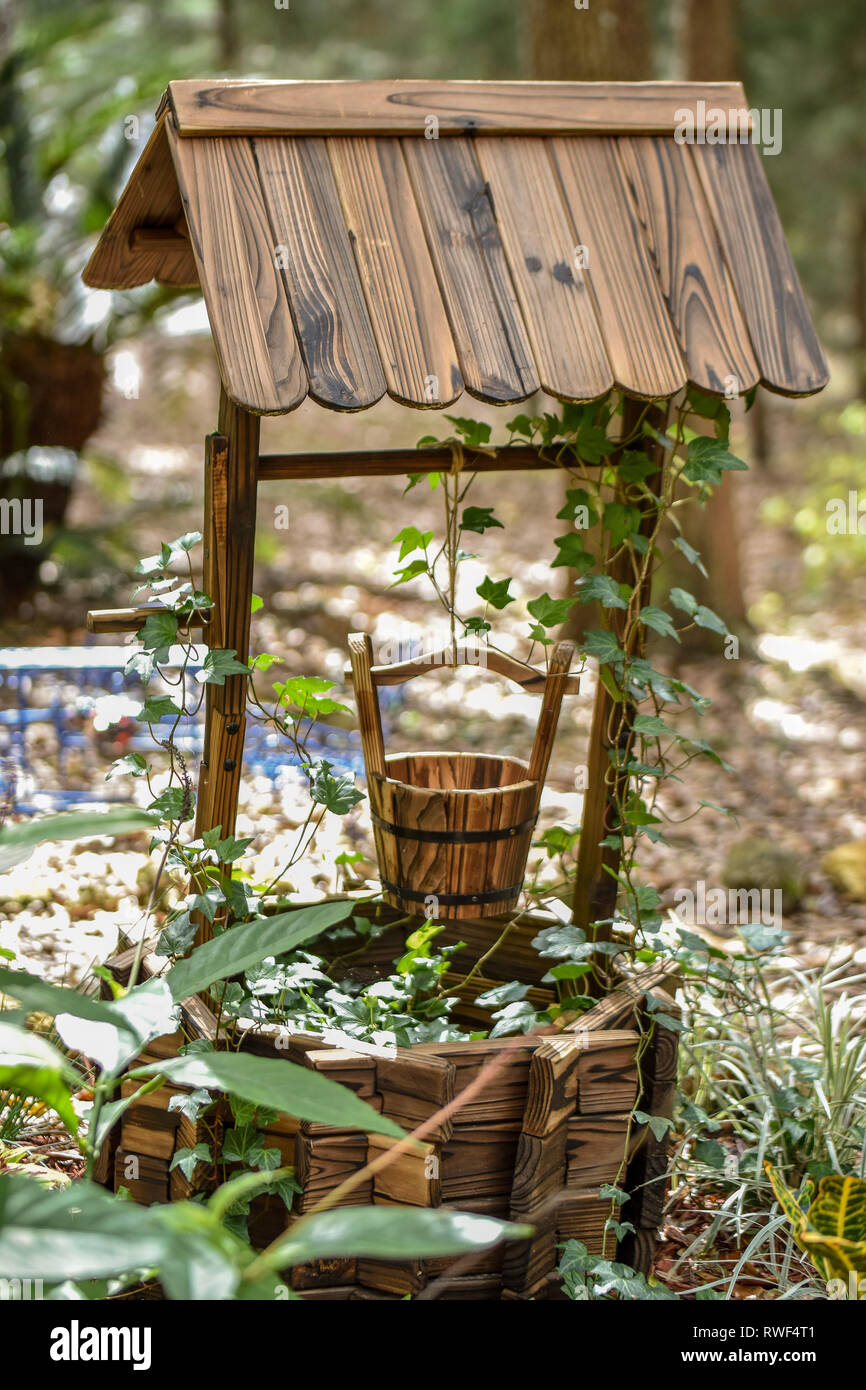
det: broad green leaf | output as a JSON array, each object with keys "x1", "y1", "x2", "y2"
[
  {"x1": 308, "y1": 759, "x2": 364, "y2": 814},
  {"x1": 582, "y1": 629, "x2": 623, "y2": 666},
  {"x1": 476, "y1": 575, "x2": 514, "y2": 609},
  {"x1": 461, "y1": 506, "x2": 502, "y2": 534},
  {"x1": 672, "y1": 536, "x2": 709, "y2": 578},
  {"x1": 136, "y1": 1050, "x2": 404, "y2": 1139},
  {"x1": 0, "y1": 1176, "x2": 166, "y2": 1280},
  {"x1": 135, "y1": 611, "x2": 179, "y2": 661},
  {"x1": 527, "y1": 593, "x2": 576, "y2": 628},
  {"x1": 0, "y1": 808, "x2": 159, "y2": 872},
  {"x1": 0, "y1": 1023, "x2": 80, "y2": 1139},
  {"x1": 683, "y1": 436, "x2": 747, "y2": 487},
  {"x1": 576, "y1": 574, "x2": 629, "y2": 610},
  {"x1": 55, "y1": 978, "x2": 178, "y2": 1075},
  {"x1": 195, "y1": 650, "x2": 252, "y2": 686},
  {"x1": 163, "y1": 901, "x2": 352, "y2": 1002},
  {"x1": 603, "y1": 501, "x2": 642, "y2": 547},
  {"x1": 257, "y1": 1205, "x2": 532, "y2": 1270},
  {"x1": 138, "y1": 695, "x2": 183, "y2": 722},
  {"x1": 551, "y1": 533, "x2": 594, "y2": 573},
  {"x1": 693, "y1": 604, "x2": 729, "y2": 637},
  {"x1": 639, "y1": 606, "x2": 679, "y2": 641}
]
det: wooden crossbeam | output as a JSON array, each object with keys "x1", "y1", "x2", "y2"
[
  {"x1": 87, "y1": 605, "x2": 206, "y2": 635},
  {"x1": 129, "y1": 228, "x2": 189, "y2": 254},
  {"x1": 256, "y1": 446, "x2": 568, "y2": 481}
]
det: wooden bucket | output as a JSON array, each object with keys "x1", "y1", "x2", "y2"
[{"x1": 348, "y1": 635, "x2": 577, "y2": 920}]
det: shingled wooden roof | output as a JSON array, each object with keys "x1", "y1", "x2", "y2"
[{"x1": 84, "y1": 79, "x2": 828, "y2": 414}]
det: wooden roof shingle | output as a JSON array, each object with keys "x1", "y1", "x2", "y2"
[{"x1": 84, "y1": 80, "x2": 828, "y2": 414}]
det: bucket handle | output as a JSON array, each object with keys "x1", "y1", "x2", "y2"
[{"x1": 347, "y1": 633, "x2": 575, "y2": 797}]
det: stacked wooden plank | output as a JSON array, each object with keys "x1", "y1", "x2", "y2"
[{"x1": 97, "y1": 944, "x2": 677, "y2": 1299}]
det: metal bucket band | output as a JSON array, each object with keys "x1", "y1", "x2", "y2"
[{"x1": 371, "y1": 813, "x2": 537, "y2": 845}]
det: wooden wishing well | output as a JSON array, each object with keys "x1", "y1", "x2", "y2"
[{"x1": 84, "y1": 80, "x2": 827, "y2": 1297}]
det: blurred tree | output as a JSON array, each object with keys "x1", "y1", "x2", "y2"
[{"x1": 526, "y1": 0, "x2": 652, "y2": 79}]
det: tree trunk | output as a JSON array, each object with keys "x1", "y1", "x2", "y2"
[
  {"x1": 675, "y1": 0, "x2": 752, "y2": 637},
  {"x1": 526, "y1": 0, "x2": 652, "y2": 81}
]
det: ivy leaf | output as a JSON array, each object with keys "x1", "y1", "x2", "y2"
[
  {"x1": 147, "y1": 787, "x2": 191, "y2": 823},
  {"x1": 693, "y1": 604, "x2": 728, "y2": 636},
  {"x1": 632, "y1": 714, "x2": 678, "y2": 738},
  {"x1": 669, "y1": 587, "x2": 698, "y2": 616},
  {"x1": 250, "y1": 594, "x2": 264, "y2": 614},
  {"x1": 683, "y1": 437, "x2": 747, "y2": 486},
  {"x1": 581, "y1": 630, "x2": 623, "y2": 665},
  {"x1": 273, "y1": 676, "x2": 350, "y2": 718},
  {"x1": 575, "y1": 420, "x2": 610, "y2": 464},
  {"x1": 135, "y1": 611, "x2": 179, "y2": 663},
  {"x1": 527, "y1": 593, "x2": 576, "y2": 628},
  {"x1": 195, "y1": 650, "x2": 251, "y2": 686},
  {"x1": 475, "y1": 981, "x2": 530, "y2": 1008},
  {"x1": 168, "y1": 1089, "x2": 214, "y2": 1123},
  {"x1": 556, "y1": 488, "x2": 599, "y2": 529},
  {"x1": 392, "y1": 558, "x2": 429, "y2": 586},
  {"x1": 551, "y1": 533, "x2": 594, "y2": 573},
  {"x1": 308, "y1": 760, "x2": 364, "y2": 815},
  {"x1": 507, "y1": 413, "x2": 534, "y2": 439},
  {"x1": 171, "y1": 531, "x2": 203, "y2": 553},
  {"x1": 639, "y1": 606, "x2": 679, "y2": 641},
  {"x1": 138, "y1": 695, "x2": 183, "y2": 723},
  {"x1": 189, "y1": 886, "x2": 224, "y2": 924},
  {"x1": 617, "y1": 451, "x2": 659, "y2": 484},
  {"x1": 633, "y1": 1111, "x2": 674, "y2": 1143},
  {"x1": 603, "y1": 501, "x2": 642, "y2": 547},
  {"x1": 476, "y1": 576, "x2": 514, "y2": 610},
  {"x1": 461, "y1": 506, "x2": 503, "y2": 534},
  {"x1": 393, "y1": 526, "x2": 433, "y2": 561},
  {"x1": 170, "y1": 1143, "x2": 212, "y2": 1180},
  {"x1": 105, "y1": 753, "x2": 149, "y2": 781},
  {"x1": 672, "y1": 536, "x2": 708, "y2": 579},
  {"x1": 576, "y1": 574, "x2": 629, "y2": 610},
  {"x1": 444, "y1": 415, "x2": 491, "y2": 449},
  {"x1": 463, "y1": 617, "x2": 491, "y2": 634}
]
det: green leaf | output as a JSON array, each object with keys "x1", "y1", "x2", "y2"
[
  {"x1": 683, "y1": 436, "x2": 748, "y2": 487},
  {"x1": 632, "y1": 714, "x2": 677, "y2": 737},
  {"x1": 135, "y1": 610, "x2": 179, "y2": 662},
  {"x1": 163, "y1": 901, "x2": 352, "y2": 1002},
  {"x1": 672, "y1": 536, "x2": 708, "y2": 579},
  {"x1": 308, "y1": 759, "x2": 364, "y2": 815},
  {"x1": 669, "y1": 587, "x2": 698, "y2": 616},
  {"x1": 576, "y1": 574, "x2": 629, "y2": 610},
  {"x1": 693, "y1": 604, "x2": 729, "y2": 636},
  {"x1": 170, "y1": 1143, "x2": 213, "y2": 1180},
  {"x1": 138, "y1": 695, "x2": 183, "y2": 722},
  {"x1": 195, "y1": 650, "x2": 251, "y2": 686},
  {"x1": 0, "y1": 1023, "x2": 80, "y2": 1139},
  {"x1": 476, "y1": 575, "x2": 514, "y2": 610},
  {"x1": 603, "y1": 501, "x2": 642, "y2": 547},
  {"x1": 105, "y1": 753, "x2": 149, "y2": 781},
  {"x1": 638, "y1": 606, "x2": 680, "y2": 641},
  {"x1": 581, "y1": 629, "x2": 623, "y2": 665},
  {"x1": 556, "y1": 488, "x2": 599, "y2": 528},
  {"x1": 258, "y1": 1206, "x2": 531, "y2": 1271},
  {"x1": 0, "y1": 807, "x2": 159, "y2": 872},
  {"x1": 391, "y1": 558, "x2": 429, "y2": 586},
  {"x1": 551, "y1": 533, "x2": 594, "y2": 573},
  {"x1": 461, "y1": 506, "x2": 503, "y2": 534},
  {"x1": 0, "y1": 1176, "x2": 167, "y2": 1281},
  {"x1": 250, "y1": 594, "x2": 264, "y2": 614},
  {"x1": 444, "y1": 416, "x2": 491, "y2": 449},
  {"x1": 393, "y1": 525, "x2": 434, "y2": 562},
  {"x1": 527, "y1": 593, "x2": 576, "y2": 628},
  {"x1": 136, "y1": 1050, "x2": 404, "y2": 1140},
  {"x1": 633, "y1": 1111, "x2": 674, "y2": 1143},
  {"x1": 694, "y1": 1138, "x2": 727, "y2": 1170}
]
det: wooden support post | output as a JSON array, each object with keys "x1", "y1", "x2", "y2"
[
  {"x1": 573, "y1": 399, "x2": 669, "y2": 993},
  {"x1": 193, "y1": 386, "x2": 259, "y2": 944}
]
